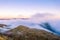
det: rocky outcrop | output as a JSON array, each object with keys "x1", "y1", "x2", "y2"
[{"x1": 0, "y1": 24, "x2": 7, "y2": 28}]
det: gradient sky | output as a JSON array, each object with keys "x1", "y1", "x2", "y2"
[{"x1": 0, "y1": 0, "x2": 60, "y2": 18}]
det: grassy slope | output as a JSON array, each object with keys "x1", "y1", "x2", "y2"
[{"x1": 0, "y1": 25, "x2": 60, "y2": 40}]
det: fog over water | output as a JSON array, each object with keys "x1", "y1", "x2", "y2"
[{"x1": 0, "y1": 14, "x2": 60, "y2": 36}]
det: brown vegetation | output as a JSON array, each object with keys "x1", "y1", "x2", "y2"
[{"x1": 0, "y1": 25, "x2": 60, "y2": 40}]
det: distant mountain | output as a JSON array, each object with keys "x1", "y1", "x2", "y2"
[{"x1": 31, "y1": 13, "x2": 53, "y2": 18}]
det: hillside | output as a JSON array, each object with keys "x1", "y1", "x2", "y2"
[{"x1": 2, "y1": 25, "x2": 60, "y2": 40}]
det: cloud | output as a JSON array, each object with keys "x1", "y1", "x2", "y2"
[{"x1": 27, "y1": 13, "x2": 60, "y2": 23}]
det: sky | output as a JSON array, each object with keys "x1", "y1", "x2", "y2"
[{"x1": 0, "y1": 0, "x2": 60, "y2": 18}]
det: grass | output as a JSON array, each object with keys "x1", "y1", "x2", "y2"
[{"x1": 0, "y1": 25, "x2": 60, "y2": 40}]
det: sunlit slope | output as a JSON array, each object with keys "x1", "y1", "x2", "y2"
[{"x1": 5, "y1": 25, "x2": 60, "y2": 40}]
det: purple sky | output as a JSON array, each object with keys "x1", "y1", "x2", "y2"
[{"x1": 0, "y1": 0, "x2": 60, "y2": 18}]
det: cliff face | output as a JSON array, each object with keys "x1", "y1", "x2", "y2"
[{"x1": 2, "y1": 25, "x2": 59, "y2": 40}]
